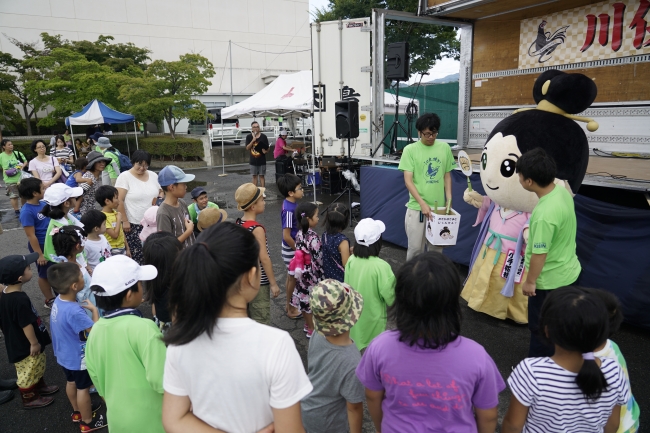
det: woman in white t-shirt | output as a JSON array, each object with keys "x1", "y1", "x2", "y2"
[
  {"x1": 503, "y1": 287, "x2": 630, "y2": 433},
  {"x1": 162, "y1": 223, "x2": 312, "y2": 433},
  {"x1": 115, "y1": 150, "x2": 161, "y2": 264},
  {"x1": 28, "y1": 139, "x2": 62, "y2": 188}
]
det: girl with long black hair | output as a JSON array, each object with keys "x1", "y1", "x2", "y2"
[{"x1": 162, "y1": 223, "x2": 312, "y2": 433}]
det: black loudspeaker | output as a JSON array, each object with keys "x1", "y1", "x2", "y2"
[
  {"x1": 386, "y1": 42, "x2": 410, "y2": 81},
  {"x1": 335, "y1": 100, "x2": 359, "y2": 139}
]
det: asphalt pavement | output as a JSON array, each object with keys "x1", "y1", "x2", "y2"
[{"x1": 0, "y1": 164, "x2": 648, "y2": 433}]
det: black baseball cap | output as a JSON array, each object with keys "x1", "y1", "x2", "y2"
[
  {"x1": 191, "y1": 187, "x2": 207, "y2": 200},
  {"x1": 0, "y1": 253, "x2": 39, "y2": 285}
]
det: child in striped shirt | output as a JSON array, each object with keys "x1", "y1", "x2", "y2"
[{"x1": 503, "y1": 287, "x2": 630, "y2": 433}]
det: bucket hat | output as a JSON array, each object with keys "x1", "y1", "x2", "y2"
[{"x1": 310, "y1": 279, "x2": 363, "y2": 337}]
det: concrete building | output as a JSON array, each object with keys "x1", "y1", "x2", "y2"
[{"x1": 0, "y1": 0, "x2": 311, "y2": 130}]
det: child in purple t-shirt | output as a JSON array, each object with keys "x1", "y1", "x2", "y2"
[
  {"x1": 277, "y1": 174, "x2": 304, "y2": 319},
  {"x1": 356, "y1": 252, "x2": 505, "y2": 433}
]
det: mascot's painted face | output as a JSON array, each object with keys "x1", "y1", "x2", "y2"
[{"x1": 480, "y1": 133, "x2": 539, "y2": 213}]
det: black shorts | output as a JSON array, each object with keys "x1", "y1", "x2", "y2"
[{"x1": 61, "y1": 367, "x2": 93, "y2": 390}]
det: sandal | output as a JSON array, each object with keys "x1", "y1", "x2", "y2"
[{"x1": 287, "y1": 312, "x2": 303, "y2": 320}]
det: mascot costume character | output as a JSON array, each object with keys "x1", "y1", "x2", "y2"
[{"x1": 461, "y1": 69, "x2": 597, "y2": 323}]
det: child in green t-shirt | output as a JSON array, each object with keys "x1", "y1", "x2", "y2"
[
  {"x1": 587, "y1": 288, "x2": 640, "y2": 433},
  {"x1": 86, "y1": 255, "x2": 166, "y2": 433},
  {"x1": 344, "y1": 218, "x2": 396, "y2": 351},
  {"x1": 517, "y1": 147, "x2": 581, "y2": 357},
  {"x1": 187, "y1": 187, "x2": 219, "y2": 236}
]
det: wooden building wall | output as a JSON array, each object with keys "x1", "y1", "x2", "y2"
[{"x1": 427, "y1": 0, "x2": 650, "y2": 107}]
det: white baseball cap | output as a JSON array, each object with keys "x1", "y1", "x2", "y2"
[
  {"x1": 43, "y1": 184, "x2": 84, "y2": 206},
  {"x1": 91, "y1": 255, "x2": 158, "y2": 296},
  {"x1": 354, "y1": 218, "x2": 386, "y2": 247}
]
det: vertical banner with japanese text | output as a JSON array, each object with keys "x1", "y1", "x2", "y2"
[{"x1": 519, "y1": 0, "x2": 650, "y2": 70}]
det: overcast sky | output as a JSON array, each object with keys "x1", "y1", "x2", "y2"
[{"x1": 307, "y1": 0, "x2": 460, "y2": 81}]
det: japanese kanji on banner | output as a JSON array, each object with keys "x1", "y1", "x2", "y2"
[
  {"x1": 519, "y1": 0, "x2": 650, "y2": 70},
  {"x1": 425, "y1": 208, "x2": 461, "y2": 247}
]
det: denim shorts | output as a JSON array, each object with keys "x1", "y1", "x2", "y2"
[
  {"x1": 27, "y1": 243, "x2": 54, "y2": 280},
  {"x1": 250, "y1": 164, "x2": 267, "y2": 176}
]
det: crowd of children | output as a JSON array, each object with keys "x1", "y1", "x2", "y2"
[{"x1": 0, "y1": 153, "x2": 640, "y2": 433}]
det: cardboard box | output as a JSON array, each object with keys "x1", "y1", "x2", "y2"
[{"x1": 426, "y1": 208, "x2": 461, "y2": 246}]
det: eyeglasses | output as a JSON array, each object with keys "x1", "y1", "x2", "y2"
[
  {"x1": 136, "y1": 162, "x2": 149, "y2": 169},
  {"x1": 35, "y1": 146, "x2": 46, "y2": 150},
  {"x1": 421, "y1": 131, "x2": 438, "y2": 138}
]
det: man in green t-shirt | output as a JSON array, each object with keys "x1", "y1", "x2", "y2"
[
  {"x1": 95, "y1": 137, "x2": 120, "y2": 186},
  {"x1": 398, "y1": 113, "x2": 454, "y2": 260},
  {"x1": 517, "y1": 147, "x2": 581, "y2": 357},
  {"x1": 0, "y1": 139, "x2": 26, "y2": 216}
]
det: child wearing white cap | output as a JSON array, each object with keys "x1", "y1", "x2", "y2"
[
  {"x1": 85, "y1": 255, "x2": 166, "y2": 433},
  {"x1": 344, "y1": 218, "x2": 396, "y2": 351},
  {"x1": 40, "y1": 184, "x2": 85, "y2": 302}
]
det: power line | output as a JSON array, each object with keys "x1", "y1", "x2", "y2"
[
  {"x1": 231, "y1": 42, "x2": 311, "y2": 55},
  {"x1": 217, "y1": 42, "x2": 231, "y2": 94},
  {"x1": 240, "y1": 17, "x2": 310, "y2": 93}
]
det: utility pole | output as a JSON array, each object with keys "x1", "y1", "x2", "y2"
[{"x1": 229, "y1": 40, "x2": 234, "y2": 106}]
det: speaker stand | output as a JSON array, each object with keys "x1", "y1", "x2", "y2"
[
  {"x1": 372, "y1": 82, "x2": 411, "y2": 157},
  {"x1": 323, "y1": 137, "x2": 357, "y2": 227}
]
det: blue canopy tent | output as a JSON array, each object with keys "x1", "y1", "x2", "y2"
[{"x1": 65, "y1": 99, "x2": 139, "y2": 157}]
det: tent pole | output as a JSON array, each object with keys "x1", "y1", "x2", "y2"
[
  {"x1": 218, "y1": 119, "x2": 227, "y2": 177},
  {"x1": 310, "y1": 124, "x2": 317, "y2": 204},
  {"x1": 69, "y1": 124, "x2": 78, "y2": 158},
  {"x1": 134, "y1": 121, "x2": 139, "y2": 150},
  {"x1": 125, "y1": 123, "x2": 131, "y2": 156}
]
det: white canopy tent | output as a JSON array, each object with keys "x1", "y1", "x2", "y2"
[
  {"x1": 220, "y1": 70, "x2": 318, "y2": 200},
  {"x1": 220, "y1": 71, "x2": 313, "y2": 119}
]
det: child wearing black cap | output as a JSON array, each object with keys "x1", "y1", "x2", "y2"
[
  {"x1": 187, "y1": 187, "x2": 220, "y2": 236},
  {"x1": 0, "y1": 253, "x2": 58, "y2": 409}
]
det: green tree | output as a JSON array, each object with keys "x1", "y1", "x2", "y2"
[
  {"x1": 0, "y1": 90, "x2": 23, "y2": 135},
  {"x1": 313, "y1": 0, "x2": 459, "y2": 77},
  {"x1": 40, "y1": 33, "x2": 151, "y2": 72},
  {"x1": 24, "y1": 48, "x2": 126, "y2": 128},
  {"x1": 120, "y1": 54, "x2": 215, "y2": 139},
  {"x1": 0, "y1": 37, "x2": 48, "y2": 136}
]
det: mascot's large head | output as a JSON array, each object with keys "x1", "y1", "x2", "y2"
[{"x1": 480, "y1": 69, "x2": 597, "y2": 213}]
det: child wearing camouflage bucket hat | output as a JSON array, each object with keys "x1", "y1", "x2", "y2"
[{"x1": 302, "y1": 279, "x2": 365, "y2": 433}]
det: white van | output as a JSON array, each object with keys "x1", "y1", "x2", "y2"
[{"x1": 188, "y1": 108, "x2": 254, "y2": 144}]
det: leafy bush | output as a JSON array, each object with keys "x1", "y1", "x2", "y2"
[
  {"x1": 139, "y1": 137, "x2": 204, "y2": 161},
  {"x1": 4, "y1": 135, "x2": 204, "y2": 162}
]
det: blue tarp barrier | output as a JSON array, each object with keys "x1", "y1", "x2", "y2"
[{"x1": 359, "y1": 165, "x2": 650, "y2": 329}]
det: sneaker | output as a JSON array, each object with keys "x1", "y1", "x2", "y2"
[
  {"x1": 14, "y1": 210, "x2": 20, "y2": 217},
  {"x1": 306, "y1": 329, "x2": 313, "y2": 339},
  {"x1": 72, "y1": 402, "x2": 103, "y2": 423},
  {"x1": 89, "y1": 386, "x2": 97, "y2": 395},
  {"x1": 303, "y1": 325, "x2": 309, "y2": 333},
  {"x1": 44, "y1": 298, "x2": 55, "y2": 309},
  {"x1": 79, "y1": 412, "x2": 107, "y2": 431}
]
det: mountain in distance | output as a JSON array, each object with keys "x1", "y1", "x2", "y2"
[{"x1": 423, "y1": 73, "x2": 459, "y2": 84}]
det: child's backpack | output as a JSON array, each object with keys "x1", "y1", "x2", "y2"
[
  {"x1": 107, "y1": 149, "x2": 133, "y2": 172},
  {"x1": 66, "y1": 170, "x2": 80, "y2": 187}
]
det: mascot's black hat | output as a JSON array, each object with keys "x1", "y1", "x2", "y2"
[{"x1": 487, "y1": 69, "x2": 598, "y2": 192}]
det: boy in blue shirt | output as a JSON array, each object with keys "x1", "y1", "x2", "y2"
[
  {"x1": 19, "y1": 177, "x2": 56, "y2": 309},
  {"x1": 277, "y1": 173, "x2": 304, "y2": 318},
  {"x1": 48, "y1": 262, "x2": 104, "y2": 431}
]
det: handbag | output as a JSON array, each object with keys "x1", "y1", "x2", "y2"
[{"x1": 52, "y1": 156, "x2": 68, "y2": 184}]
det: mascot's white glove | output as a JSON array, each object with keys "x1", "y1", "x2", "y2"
[{"x1": 463, "y1": 189, "x2": 484, "y2": 209}]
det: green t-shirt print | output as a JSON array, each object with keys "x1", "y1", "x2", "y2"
[
  {"x1": 524, "y1": 185, "x2": 581, "y2": 290},
  {"x1": 398, "y1": 140, "x2": 454, "y2": 211}
]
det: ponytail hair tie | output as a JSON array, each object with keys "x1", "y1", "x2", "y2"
[
  {"x1": 300, "y1": 212, "x2": 306, "y2": 217},
  {"x1": 582, "y1": 352, "x2": 595, "y2": 360}
]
